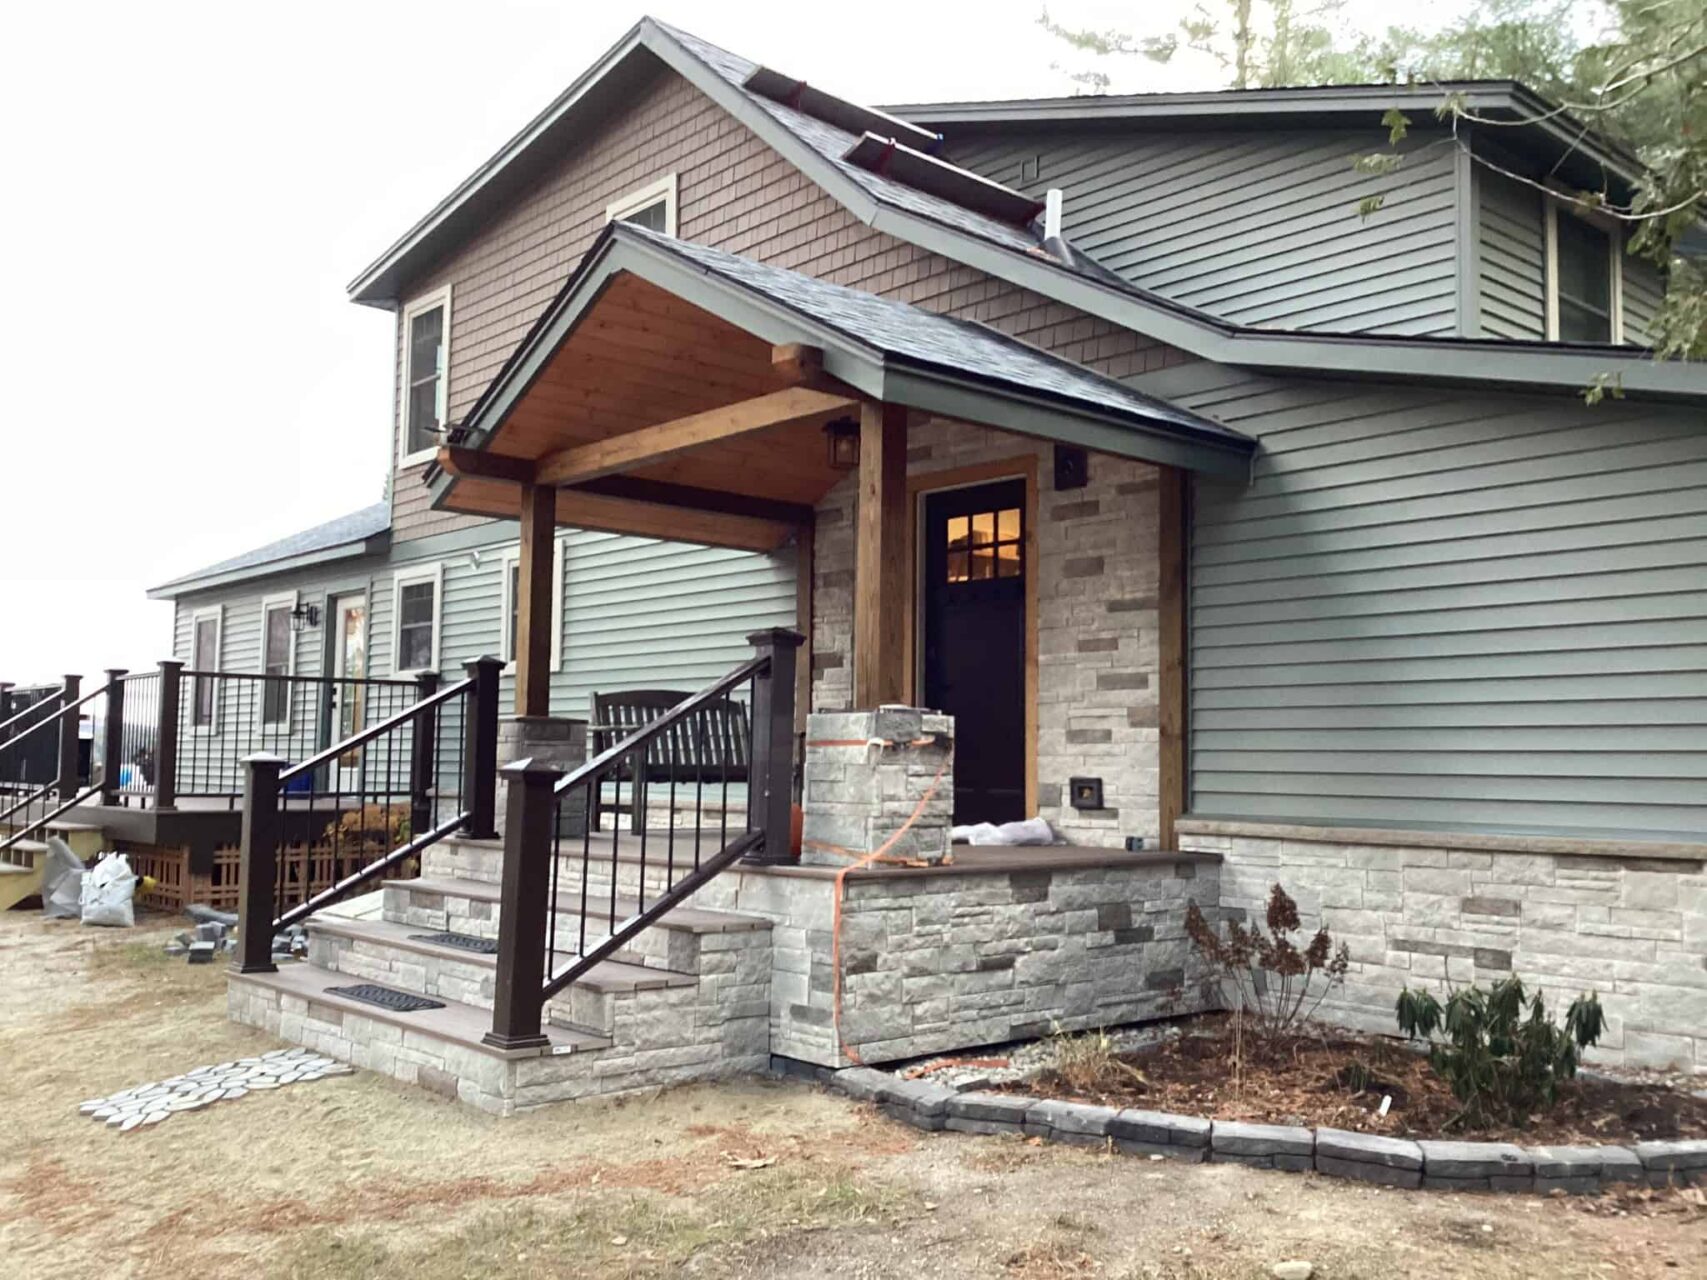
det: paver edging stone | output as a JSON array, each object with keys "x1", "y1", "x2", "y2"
[{"x1": 820, "y1": 1066, "x2": 1707, "y2": 1196}]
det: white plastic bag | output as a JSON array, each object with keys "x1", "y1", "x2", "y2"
[
  {"x1": 79, "y1": 852, "x2": 136, "y2": 928},
  {"x1": 40, "y1": 835, "x2": 85, "y2": 919}
]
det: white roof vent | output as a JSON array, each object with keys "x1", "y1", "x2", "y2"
[{"x1": 1044, "y1": 188, "x2": 1064, "y2": 242}]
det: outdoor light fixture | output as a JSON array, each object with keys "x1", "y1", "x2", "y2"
[
  {"x1": 823, "y1": 416, "x2": 860, "y2": 470},
  {"x1": 289, "y1": 602, "x2": 322, "y2": 633}
]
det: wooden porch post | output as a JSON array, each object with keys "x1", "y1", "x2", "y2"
[
  {"x1": 1157, "y1": 467, "x2": 1188, "y2": 851},
  {"x1": 515, "y1": 483, "x2": 556, "y2": 718},
  {"x1": 853, "y1": 402, "x2": 908, "y2": 708}
]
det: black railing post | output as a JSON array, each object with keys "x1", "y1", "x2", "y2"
[
  {"x1": 743, "y1": 628, "x2": 804, "y2": 864},
  {"x1": 100, "y1": 669, "x2": 127, "y2": 805},
  {"x1": 409, "y1": 671, "x2": 440, "y2": 840},
  {"x1": 154, "y1": 660, "x2": 183, "y2": 810},
  {"x1": 482, "y1": 757, "x2": 561, "y2": 1051},
  {"x1": 56, "y1": 674, "x2": 82, "y2": 800},
  {"x1": 463, "y1": 655, "x2": 502, "y2": 839},
  {"x1": 234, "y1": 753, "x2": 285, "y2": 974}
]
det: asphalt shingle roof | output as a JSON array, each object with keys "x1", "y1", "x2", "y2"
[
  {"x1": 151, "y1": 502, "x2": 390, "y2": 594},
  {"x1": 619, "y1": 223, "x2": 1251, "y2": 447}
]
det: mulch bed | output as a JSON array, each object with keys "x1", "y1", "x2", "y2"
[{"x1": 999, "y1": 1015, "x2": 1707, "y2": 1145}]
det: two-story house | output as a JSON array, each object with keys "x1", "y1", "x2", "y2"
[{"x1": 136, "y1": 19, "x2": 1704, "y2": 1092}]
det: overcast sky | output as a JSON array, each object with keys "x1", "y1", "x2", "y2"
[{"x1": 0, "y1": 0, "x2": 1472, "y2": 685}]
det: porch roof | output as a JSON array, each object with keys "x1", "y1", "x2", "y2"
[{"x1": 425, "y1": 224, "x2": 1254, "y2": 550}]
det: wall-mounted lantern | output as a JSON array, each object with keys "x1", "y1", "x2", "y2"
[
  {"x1": 823, "y1": 416, "x2": 860, "y2": 471},
  {"x1": 289, "y1": 601, "x2": 322, "y2": 634}
]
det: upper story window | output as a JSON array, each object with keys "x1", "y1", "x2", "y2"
[
  {"x1": 392, "y1": 562, "x2": 443, "y2": 675},
  {"x1": 606, "y1": 174, "x2": 678, "y2": 237},
  {"x1": 190, "y1": 607, "x2": 222, "y2": 729},
  {"x1": 401, "y1": 286, "x2": 452, "y2": 465},
  {"x1": 1547, "y1": 205, "x2": 1621, "y2": 344}
]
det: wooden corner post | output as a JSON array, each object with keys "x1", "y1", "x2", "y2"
[
  {"x1": 516, "y1": 483, "x2": 557, "y2": 719},
  {"x1": 1157, "y1": 467, "x2": 1188, "y2": 851},
  {"x1": 100, "y1": 669, "x2": 127, "y2": 805},
  {"x1": 853, "y1": 402, "x2": 908, "y2": 708},
  {"x1": 154, "y1": 660, "x2": 184, "y2": 810}
]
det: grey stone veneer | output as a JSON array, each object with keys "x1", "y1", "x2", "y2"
[
  {"x1": 1180, "y1": 827, "x2": 1707, "y2": 1071},
  {"x1": 818, "y1": 1066, "x2": 1707, "y2": 1194},
  {"x1": 693, "y1": 852, "x2": 1222, "y2": 1067}
]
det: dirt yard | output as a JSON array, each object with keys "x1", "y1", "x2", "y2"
[{"x1": 2, "y1": 911, "x2": 1703, "y2": 1279}]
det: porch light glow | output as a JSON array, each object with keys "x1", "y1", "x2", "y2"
[
  {"x1": 824, "y1": 416, "x2": 860, "y2": 470},
  {"x1": 289, "y1": 602, "x2": 322, "y2": 634}
]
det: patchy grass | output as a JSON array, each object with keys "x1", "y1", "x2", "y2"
[{"x1": 5, "y1": 910, "x2": 1706, "y2": 1280}]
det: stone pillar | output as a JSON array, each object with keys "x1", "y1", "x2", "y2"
[
  {"x1": 801, "y1": 706, "x2": 954, "y2": 868},
  {"x1": 495, "y1": 715, "x2": 587, "y2": 838}
]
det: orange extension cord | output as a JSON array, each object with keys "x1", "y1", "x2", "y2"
[{"x1": 802, "y1": 740, "x2": 949, "y2": 1067}]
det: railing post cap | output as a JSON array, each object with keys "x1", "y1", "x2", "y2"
[
  {"x1": 105, "y1": 667, "x2": 129, "y2": 679},
  {"x1": 158, "y1": 658, "x2": 186, "y2": 669},
  {"x1": 746, "y1": 627, "x2": 805, "y2": 649},
  {"x1": 500, "y1": 756, "x2": 565, "y2": 782},
  {"x1": 468, "y1": 654, "x2": 505, "y2": 670},
  {"x1": 242, "y1": 751, "x2": 289, "y2": 768}
]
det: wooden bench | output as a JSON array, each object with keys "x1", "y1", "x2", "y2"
[{"x1": 590, "y1": 689, "x2": 751, "y2": 833}]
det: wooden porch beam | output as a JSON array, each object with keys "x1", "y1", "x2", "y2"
[
  {"x1": 515, "y1": 483, "x2": 556, "y2": 718},
  {"x1": 534, "y1": 386, "x2": 856, "y2": 488},
  {"x1": 771, "y1": 343, "x2": 823, "y2": 385},
  {"x1": 571, "y1": 476, "x2": 816, "y2": 526},
  {"x1": 1157, "y1": 466, "x2": 1188, "y2": 851},
  {"x1": 852, "y1": 401, "x2": 908, "y2": 708},
  {"x1": 437, "y1": 445, "x2": 535, "y2": 484}
]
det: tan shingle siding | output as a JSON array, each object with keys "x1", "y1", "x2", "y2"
[{"x1": 390, "y1": 65, "x2": 1189, "y2": 539}]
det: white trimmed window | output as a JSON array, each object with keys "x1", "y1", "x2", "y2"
[
  {"x1": 1545, "y1": 202, "x2": 1623, "y2": 344},
  {"x1": 189, "y1": 606, "x2": 222, "y2": 730},
  {"x1": 498, "y1": 540, "x2": 567, "y2": 673},
  {"x1": 391, "y1": 562, "x2": 444, "y2": 676},
  {"x1": 260, "y1": 592, "x2": 297, "y2": 726},
  {"x1": 606, "y1": 174, "x2": 677, "y2": 237},
  {"x1": 400, "y1": 286, "x2": 453, "y2": 465}
]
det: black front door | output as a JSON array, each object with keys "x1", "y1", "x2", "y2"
[{"x1": 922, "y1": 478, "x2": 1026, "y2": 825}]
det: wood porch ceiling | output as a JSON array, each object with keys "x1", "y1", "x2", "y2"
[{"x1": 435, "y1": 274, "x2": 851, "y2": 550}]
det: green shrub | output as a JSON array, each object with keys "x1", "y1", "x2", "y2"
[
  {"x1": 1184, "y1": 883, "x2": 1350, "y2": 1036},
  {"x1": 1395, "y1": 977, "x2": 1606, "y2": 1129}
]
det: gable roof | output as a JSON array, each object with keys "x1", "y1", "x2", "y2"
[
  {"x1": 350, "y1": 19, "x2": 1703, "y2": 401},
  {"x1": 432, "y1": 222, "x2": 1256, "y2": 514},
  {"x1": 887, "y1": 81, "x2": 1646, "y2": 200},
  {"x1": 147, "y1": 502, "x2": 390, "y2": 599}
]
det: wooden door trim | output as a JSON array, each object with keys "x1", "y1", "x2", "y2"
[{"x1": 906, "y1": 455, "x2": 1039, "y2": 818}]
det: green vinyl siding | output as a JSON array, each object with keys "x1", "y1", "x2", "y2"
[
  {"x1": 1477, "y1": 171, "x2": 1546, "y2": 339},
  {"x1": 942, "y1": 126, "x2": 1461, "y2": 336},
  {"x1": 1133, "y1": 359, "x2": 1707, "y2": 842}
]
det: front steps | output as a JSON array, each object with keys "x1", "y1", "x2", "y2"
[
  {"x1": 228, "y1": 834, "x2": 774, "y2": 1114},
  {"x1": 0, "y1": 820, "x2": 106, "y2": 910}
]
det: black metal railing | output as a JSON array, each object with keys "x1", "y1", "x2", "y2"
[
  {"x1": 231, "y1": 657, "x2": 503, "y2": 972},
  {"x1": 0, "y1": 675, "x2": 111, "y2": 855},
  {"x1": 171, "y1": 669, "x2": 421, "y2": 807},
  {"x1": 481, "y1": 628, "x2": 802, "y2": 1052}
]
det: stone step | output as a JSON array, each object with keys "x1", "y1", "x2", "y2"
[
  {"x1": 0, "y1": 859, "x2": 42, "y2": 912},
  {"x1": 228, "y1": 963, "x2": 618, "y2": 1112},
  {"x1": 382, "y1": 875, "x2": 771, "y2": 975},
  {"x1": 305, "y1": 915, "x2": 697, "y2": 1034}
]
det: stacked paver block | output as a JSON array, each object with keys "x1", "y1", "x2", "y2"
[
  {"x1": 801, "y1": 707, "x2": 954, "y2": 868},
  {"x1": 494, "y1": 716, "x2": 587, "y2": 835},
  {"x1": 823, "y1": 1070, "x2": 1707, "y2": 1194}
]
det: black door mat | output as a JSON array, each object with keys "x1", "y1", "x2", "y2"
[
  {"x1": 410, "y1": 931, "x2": 500, "y2": 955},
  {"x1": 325, "y1": 984, "x2": 446, "y2": 1013}
]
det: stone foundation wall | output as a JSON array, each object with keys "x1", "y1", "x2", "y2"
[
  {"x1": 810, "y1": 416, "x2": 1163, "y2": 847},
  {"x1": 1179, "y1": 827, "x2": 1707, "y2": 1072},
  {"x1": 701, "y1": 854, "x2": 1222, "y2": 1068}
]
